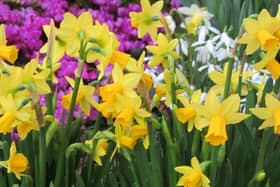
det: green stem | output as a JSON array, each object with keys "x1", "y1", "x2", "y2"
[
  {"x1": 162, "y1": 117, "x2": 176, "y2": 187},
  {"x1": 39, "y1": 127, "x2": 46, "y2": 187},
  {"x1": 223, "y1": 57, "x2": 234, "y2": 99},
  {"x1": 148, "y1": 122, "x2": 161, "y2": 187},
  {"x1": 210, "y1": 146, "x2": 219, "y2": 187},
  {"x1": 236, "y1": 54, "x2": 247, "y2": 95},
  {"x1": 191, "y1": 130, "x2": 200, "y2": 156}
]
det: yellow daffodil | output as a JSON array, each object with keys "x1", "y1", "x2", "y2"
[
  {"x1": 7, "y1": 142, "x2": 29, "y2": 180},
  {"x1": 0, "y1": 94, "x2": 30, "y2": 134},
  {"x1": 176, "y1": 90, "x2": 208, "y2": 132},
  {"x1": 61, "y1": 77, "x2": 97, "y2": 116},
  {"x1": 21, "y1": 58, "x2": 51, "y2": 94},
  {"x1": 131, "y1": 123, "x2": 149, "y2": 149},
  {"x1": 193, "y1": 92, "x2": 250, "y2": 146},
  {"x1": 0, "y1": 24, "x2": 18, "y2": 64},
  {"x1": 114, "y1": 95, "x2": 150, "y2": 127},
  {"x1": 254, "y1": 49, "x2": 280, "y2": 80},
  {"x1": 17, "y1": 109, "x2": 39, "y2": 140},
  {"x1": 250, "y1": 93, "x2": 280, "y2": 134},
  {"x1": 238, "y1": 9, "x2": 280, "y2": 54},
  {"x1": 0, "y1": 65, "x2": 25, "y2": 97},
  {"x1": 57, "y1": 12, "x2": 95, "y2": 57},
  {"x1": 115, "y1": 125, "x2": 136, "y2": 150},
  {"x1": 85, "y1": 138, "x2": 109, "y2": 166},
  {"x1": 147, "y1": 33, "x2": 179, "y2": 68},
  {"x1": 177, "y1": 4, "x2": 213, "y2": 35},
  {"x1": 175, "y1": 157, "x2": 210, "y2": 187},
  {"x1": 208, "y1": 62, "x2": 252, "y2": 96},
  {"x1": 129, "y1": 0, "x2": 163, "y2": 41}
]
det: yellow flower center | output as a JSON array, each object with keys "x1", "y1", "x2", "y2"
[
  {"x1": 119, "y1": 136, "x2": 136, "y2": 150},
  {"x1": 265, "y1": 59, "x2": 280, "y2": 80},
  {"x1": 0, "y1": 111, "x2": 16, "y2": 134},
  {"x1": 273, "y1": 109, "x2": 280, "y2": 134},
  {"x1": 0, "y1": 44, "x2": 18, "y2": 64},
  {"x1": 8, "y1": 153, "x2": 29, "y2": 173},
  {"x1": 205, "y1": 115, "x2": 227, "y2": 146},
  {"x1": 100, "y1": 83, "x2": 123, "y2": 102},
  {"x1": 256, "y1": 29, "x2": 279, "y2": 51},
  {"x1": 176, "y1": 107, "x2": 196, "y2": 123},
  {"x1": 131, "y1": 125, "x2": 147, "y2": 139},
  {"x1": 183, "y1": 170, "x2": 202, "y2": 186}
]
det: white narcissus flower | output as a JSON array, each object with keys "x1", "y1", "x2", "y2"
[{"x1": 177, "y1": 4, "x2": 213, "y2": 34}]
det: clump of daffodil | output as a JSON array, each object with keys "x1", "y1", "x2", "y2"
[
  {"x1": 254, "y1": 49, "x2": 280, "y2": 80},
  {"x1": 147, "y1": 33, "x2": 179, "y2": 68},
  {"x1": 250, "y1": 93, "x2": 280, "y2": 134},
  {"x1": 177, "y1": 4, "x2": 213, "y2": 34},
  {"x1": 0, "y1": 24, "x2": 18, "y2": 64},
  {"x1": 0, "y1": 142, "x2": 29, "y2": 180},
  {"x1": 238, "y1": 9, "x2": 280, "y2": 54},
  {"x1": 98, "y1": 64, "x2": 140, "y2": 118},
  {"x1": 193, "y1": 92, "x2": 250, "y2": 146},
  {"x1": 176, "y1": 90, "x2": 208, "y2": 132},
  {"x1": 57, "y1": 12, "x2": 95, "y2": 58},
  {"x1": 129, "y1": 0, "x2": 163, "y2": 41},
  {"x1": 175, "y1": 157, "x2": 210, "y2": 187},
  {"x1": 208, "y1": 62, "x2": 253, "y2": 96},
  {"x1": 62, "y1": 76, "x2": 97, "y2": 116}
]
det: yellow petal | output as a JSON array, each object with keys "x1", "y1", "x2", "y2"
[
  {"x1": 243, "y1": 18, "x2": 259, "y2": 34},
  {"x1": 226, "y1": 113, "x2": 250, "y2": 124},
  {"x1": 250, "y1": 107, "x2": 272, "y2": 120},
  {"x1": 221, "y1": 94, "x2": 240, "y2": 118},
  {"x1": 258, "y1": 119, "x2": 274, "y2": 129},
  {"x1": 265, "y1": 94, "x2": 280, "y2": 111}
]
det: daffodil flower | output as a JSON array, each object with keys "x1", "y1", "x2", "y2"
[
  {"x1": 193, "y1": 92, "x2": 250, "y2": 146},
  {"x1": 176, "y1": 90, "x2": 208, "y2": 132},
  {"x1": 175, "y1": 157, "x2": 210, "y2": 187},
  {"x1": 0, "y1": 94, "x2": 30, "y2": 135},
  {"x1": 147, "y1": 33, "x2": 179, "y2": 68},
  {"x1": 0, "y1": 24, "x2": 18, "y2": 64},
  {"x1": 238, "y1": 9, "x2": 280, "y2": 54},
  {"x1": 250, "y1": 94, "x2": 280, "y2": 134},
  {"x1": 85, "y1": 138, "x2": 109, "y2": 166},
  {"x1": 129, "y1": 0, "x2": 163, "y2": 41},
  {"x1": 254, "y1": 49, "x2": 280, "y2": 80},
  {"x1": 0, "y1": 142, "x2": 29, "y2": 180},
  {"x1": 62, "y1": 77, "x2": 97, "y2": 116}
]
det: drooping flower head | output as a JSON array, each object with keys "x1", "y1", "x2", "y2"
[{"x1": 194, "y1": 92, "x2": 249, "y2": 146}]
